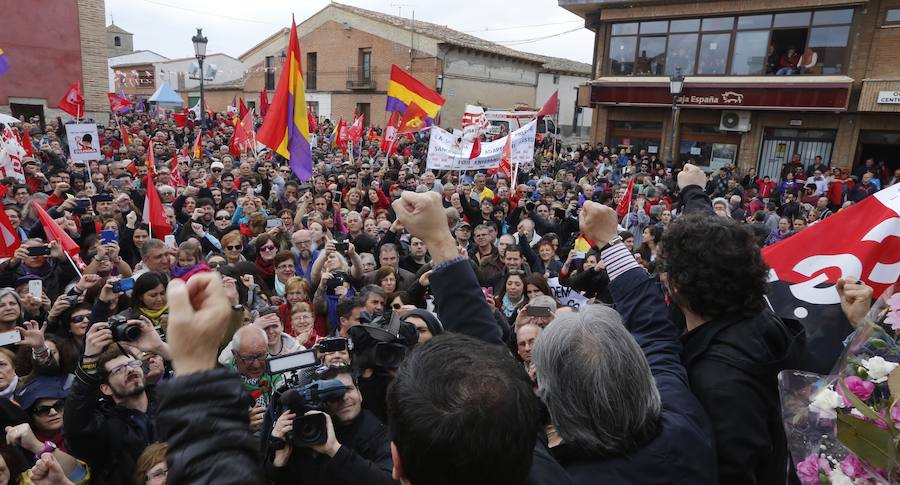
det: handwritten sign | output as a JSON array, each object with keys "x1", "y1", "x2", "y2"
[{"x1": 547, "y1": 277, "x2": 588, "y2": 309}]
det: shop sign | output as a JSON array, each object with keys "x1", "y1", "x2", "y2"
[{"x1": 876, "y1": 91, "x2": 900, "y2": 104}]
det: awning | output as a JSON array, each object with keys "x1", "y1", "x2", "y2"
[{"x1": 580, "y1": 75, "x2": 853, "y2": 111}]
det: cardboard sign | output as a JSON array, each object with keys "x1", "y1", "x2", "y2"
[{"x1": 65, "y1": 123, "x2": 101, "y2": 161}]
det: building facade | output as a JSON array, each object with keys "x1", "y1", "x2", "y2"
[
  {"x1": 108, "y1": 50, "x2": 169, "y2": 94},
  {"x1": 106, "y1": 22, "x2": 134, "y2": 58},
  {"x1": 0, "y1": 0, "x2": 110, "y2": 124},
  {"x1": 563, "y1": 0, "x2": 900, "y2": 178}
]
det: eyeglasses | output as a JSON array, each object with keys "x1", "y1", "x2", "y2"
[
  {"x1": 32, "y1": 400, "x2": 65, "y2": 416},
  {"x1": 109, "y1": 359, "x2": 143, "y2": 376},
  {"x1": 71, "y1": 314, "x2": 91, "y2": 324},
  {"x1": 146, "y1": 468, "x2": 168, "y2": 481},
  {"x1": 212, "y1": 168, "x2": 222, "y2": 172},
  {"x1": 215, "y1": 216, "x2": 229, "y2": 221},
  {"x1": 276, "y1": 264, "x2": 295, "y2": 271},
  {"x1": 260, "y1": 245, "x2": 277, "y2": 252},
  {"x1": 233, "y1": 351, "x2": 268, "y2": 363},
  {"x1": 226, "y1": 245, "x2": 243, "y2": 251}
]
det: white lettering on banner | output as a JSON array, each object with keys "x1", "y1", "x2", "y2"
[
  {"x1": 547, "y1": 277, "x2": 588, "y2": 309},
  {"x1": 427, "y1": 120, "x2": 537, "y2": 171},
  {"x1": 64, "y1": 123, "x2": 101, "y2": 162}
]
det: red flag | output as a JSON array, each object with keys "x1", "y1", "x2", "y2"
[
  {"x1": 366, "y1": 127, "x2": 377, "y2": 141},
  {"x1": 192, "y1": 131, "x2": 203, "y2": 159},
  {"x1": 260, "y1": 91, "x2": 270, "y2": 117},
  {"x1": 31, "y1": 201, "x2": 79, "y2": 257},
  {"x1": 230, "y1": 111, "x2": 255, "y2": 157},
  {"x1": 119, "y1": 123, "x2": 132, "y2": 145},
  {"x1": 615, "y1": 176, "x2": 635, "y2": 221},
  {"x1": 498, "y1": 134, "x2": 512, "y2": 179},
  {"x1": 347, "y1": 114, "x2": 365, "y2": 143},
  {"x1": 239, "y1": 98, "x2": 249, "y2": 119},
  {"x1": 107, "y1": 92, "x2": 133, "y2": 113},
  {"x1": 21, "y1": 130, "x2": 34, "y2": 158},
  {"x1": 58, "y1": 81, "x2": 85, "y2": 119},
  {"x1": 146, "y1": 140, "x2": 156, "y2": 176},
  {"x1": 143, "y1": 173, "x2": 173, "y2": 238},
  {"x1": 397, "y1": 102, "x2": 429, "y2": 135},
  {"x1": 0, "y1": 201, "x2": 21, "y2": 259},
  {"x1": 536, "y1": 90, "x2": 558, "y2": 119},
  {"x1": 336, "y1": 118, "x2": 349, "y2": 153},
  {"x1": 381, "y1": 112, "x2": 401, "y2": 155},
  {"x1": 469, "y1": 138, "x2": 482, "y2": 160},
  {"x1": 124, "y1": 160, "x2": 138, "y2": 177},
  {"x1": 173, "y1": 111, "x2": 187, "y2": 128},
  {"x1": 307, "y1": 107, "x2": 318, "y2": 134}
]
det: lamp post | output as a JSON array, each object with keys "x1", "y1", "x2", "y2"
[
  {"x1": 192, "y1": 28, "x2": 208, "y2": 131},
  {"x1": 668, "y1": 67, "x2": 684, "y2": 165}
]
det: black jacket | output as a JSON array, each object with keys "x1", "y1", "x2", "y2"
[
  {"x1": 64, "y1": 366, "x2": 158, "y2": 485},
  {"x1": 682, "y1": 310, "x2": 805, "y2": 485},
  {"x1": 266, "y1": 409, "x2": 397, "y2": 485},
  {"x1": 157, "y1": 368, "x2": 264, "y2": 485}
]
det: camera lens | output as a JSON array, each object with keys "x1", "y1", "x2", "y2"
[{"x1": 293, "y1": 414, "x2": 327, "y2": 447}]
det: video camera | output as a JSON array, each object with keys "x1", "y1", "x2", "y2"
[{"x1": 347, "y1": 310, "x2": 418, "y2": 370}]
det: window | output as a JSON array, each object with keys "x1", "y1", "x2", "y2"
[
  {"x1": 552, "y1": 74, "x2": 560, "y2": 84},
  {"x1": 306, "y1": 52, "x2": 317, "y2": 90},
  {"x1": 698, "y1": 33, "x2": 730, "y2": 75},
  {"x1": 608, "y1": 36, "x2": 636, "y2": 75},
  {"x1": 355, "y1": 103, "x2": 370, "y2": 126},
  {"x1": 887, "y1": 8, "x2": 900, "y2": 25},
  {"x1": 359, "y1": 48, "x2": 372, "y2": 81},
  {"x1": 607, "y1": 8, "x2": 853, "y2": 76},
  {"x1": 666, "y1": 33, "x2": 698, "y2": 75},
  {"x1": 265, "y1": 56, "x2": 275, "y2": 91},
  {"x1": 114, "y1": 36, "x2": 121, "y2": 47}
]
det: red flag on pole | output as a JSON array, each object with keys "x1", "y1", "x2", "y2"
[
  {"x1": 615, "y1": 175, "x2": 635, "y2": 221},
  {"x1": 536, "y1": 90, "x2": 559, "y2": 119},
  {"x1": 307, "y1": 107, "x2": 318, "y2": 134},
  {"x1": 230, "y1": 111, "x2": 255, "y2": 157},
  {"x1": 260, "y1": 91, "x2": 270, "y2": 117},
  {"x1": 58, "y1": 81, "x2": 85, "y2": 119},
  {"x1": 347, "y1": 114, "x2": 365, "y2": 143},
  {"x1": 146, "y1": 140, "x2": 157, "y2": 176},
  {"x1": 192, "y1": 131, "x2": 203, "y2": 159},
  {"x1": 381, "y1": 112, "x2": 401, "y2": 155},
  {"x1": 0, "y1": 201, "x2": 21, "y2": 259},
  {"x1": 107, "y1": 93, "x2": 133, "y2": 113},
  {"x1": 31, "y1": 201, "x2": 80, "y2": 257},
  {"x1": 239, "y1": 98, "x2": 249, "y2": 119},
  {"x1": 143, "y1": 173, "x2": 173, "y2": 238},
  {"x1": 21, "y1": 130, "x2": 34, "y2": 158},
  {"x1": 498, "y1": 134, "x2": 513, "y2": 179},
  {"x1": 119, "y1": 123, "x2": 132, "y2": 145},
  {"x1": 397, "y1": 102, "x2": 429, "y2": 135}
]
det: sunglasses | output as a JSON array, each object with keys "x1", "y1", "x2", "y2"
[
  {"x1": 71, "y1": 314, "x2": 91, "y2": 324},
  {"x1": 260, "y1": 245, "x2": 277, "y2": 252},
  {"x1": 32, "y1": 400, "x2": 65, "y2": 416},
  {"x1": 226, "y1": 245, "x2": 243, "y2": 251},
  {"x1": 212, "y1": 168, "x2": 222, "y2": 172},
  {"x1": 215, "y1": 216, "x2": 229, "y2": 221}
]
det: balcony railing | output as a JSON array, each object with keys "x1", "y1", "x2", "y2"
[{"x1": 346, "y1": 66, "x2": 376, "y2": 90}]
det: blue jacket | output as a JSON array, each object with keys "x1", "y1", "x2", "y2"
[{"x1": 552, "y1": 268, "x2": 717, "y2": 484}]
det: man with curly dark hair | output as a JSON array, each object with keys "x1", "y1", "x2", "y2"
[{"x1": 660, "y1": 164, "x2": 806, "y2": 485}]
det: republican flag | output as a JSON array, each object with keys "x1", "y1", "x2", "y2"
[
  {"x1": 260, "y1": 90, "x2": 270, "y2": 117},
  {"x1": 307, "y1": 107, "x2": 318, "y2": 134},
  {"x1": 31, "y1": 201, "x2": 79, "y2": 257},
  {"x1": 615, "y1": 175, "x2": 635, "y2": 221},
  {"x1": 0, "y1": 48, "x2": 9, "y2": 77},
  {"x1": 347, "y1": 114, "x2": 365, "y2": 143},
  {"x1": 0, "y1": 201, "x2": 20, "y2": 259},
  {"x1": 143, "y1": 173, "x2": 172, "y2": 238},
  {"x1": 58, "y1": 81, "x2": 85, "y2": 119},
  {"x1": 763, "y1": 183, "x2": 900, "y2": 373},
  {"x1": 21, "y1": 130, "x2": 34, "y2": 158},
  {"x1": 536, "y1": 90, "x2": 559, "y2": 119},
  {"x1": 397, "y1": 102, "x2": 428, "y2": 135},
  {"x1": 107, "y1": 93, "x2": 133, "y2": 113},
  {"x1": 385, "y1": 65, "x2": 445, "y2": 125},
  {"x1": 192, "y1": 131, "x2": 202, "y2": 159},
  {"x1": 256, "y1": 17, "x2": 313, "y2": 181}
]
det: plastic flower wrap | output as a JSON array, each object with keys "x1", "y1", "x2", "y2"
[{"x1": 779, "y1": 284, "x2": 900, "y2": 484}]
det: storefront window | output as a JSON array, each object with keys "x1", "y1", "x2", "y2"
[
  {"x1": 636, "y1": 37, "x2": 667, "y2": 75},
  {"x1": 609, "y1": 121, "x2": 662, "y2": 155},
  {"x1": 731, "y1": 31, "x2": 769, "y2": 75},
  {"x1": 609, "y1": 36, "x2": 637, "y2": 75},
  {"x1": 666, "y1": 34, "x2": 698, "y2": 75},
  {"x1": 808, "y1": 26, "x2": 850, "y2": 74},
  {"x1": 698, "y1": 33, "x2": 730, "y2": 74}
]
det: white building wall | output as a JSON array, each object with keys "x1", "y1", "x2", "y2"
[
  {"x1": 155, "y1": 54, "x2": 245, "y2": 91},
  {"x1": 537, "y1": 72, "x2": 592, "y2": 138}
]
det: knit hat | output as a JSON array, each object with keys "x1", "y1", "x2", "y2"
[{"x1": 402, "y1": 309, "x2": 444, "y2": 336}]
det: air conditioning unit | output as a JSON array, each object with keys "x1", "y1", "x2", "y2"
[{"x1": 719, "y1": 110, "x2": 751, "y2": 132}]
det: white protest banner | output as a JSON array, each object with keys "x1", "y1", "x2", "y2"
[
  {"x1": 64, "y1": 123, "x2": 101, "y2": 162},
  {"x1": 547, "y1": 277, "x2": 588, "y2": 310},
  {"x1": 427, "y1": 120, "x2": 536, "y2": 171},
  {"x1": 0, "y1": 129, "x2": 25, "y2": 183}
]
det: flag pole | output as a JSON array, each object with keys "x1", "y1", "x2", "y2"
[{"x1": 64, "y1": 252, "x2": 83, "y2": 279}]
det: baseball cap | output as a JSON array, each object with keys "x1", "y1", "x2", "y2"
[
  {"x1": 15, "y1": 376, "x2": 69, "y2": 411},
  {"x1": 210, "y1": 161, "x2": 225, "y2": 170},
  {"x1": 529, "y1": 295, "x2": 558, "y2": 312}
]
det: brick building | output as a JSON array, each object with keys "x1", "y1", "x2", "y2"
[
  {"x1": 0, "y1": 0, "x2": 109, "y2": 124},
  {"x1": 563, "y1": 0, "x2": 900, "y2": 178}
]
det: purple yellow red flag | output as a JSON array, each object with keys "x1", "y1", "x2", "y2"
[
  {"x1": 385, "y1": 65, "x2": 445, "y2": 124},
  {"x1": 256, "y1": 17, "x2": 312, "y2": 181}
]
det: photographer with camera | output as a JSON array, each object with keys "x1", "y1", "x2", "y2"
[
  {"x1": 63, "y1": 315, "x2": 171, "y2": 483},
  {"x1": 267, "y1": 365, "x2": 397, "y2": 485}
]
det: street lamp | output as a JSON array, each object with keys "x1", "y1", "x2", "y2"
[
  {"x1": 192, "y1": 28, "x2": 208, "y2": 132},
  {"x1": 668, "y1": 66, "x2": 684, "y2": 165}
]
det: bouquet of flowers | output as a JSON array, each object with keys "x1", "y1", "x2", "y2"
[{"x1": 779, "y1": 286, "x2": 900, "y2": 484}]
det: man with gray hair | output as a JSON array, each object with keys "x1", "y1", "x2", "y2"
[{"x1": 532, "y1": 201, "x2": 715, "y2": 482}]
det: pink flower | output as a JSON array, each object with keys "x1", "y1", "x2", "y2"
[
  {"x1": 840, "y1": 454, "x2": 868, "y2": 480},
  {"x1": 839, "y1": 376, "x2": 875, "y2": 405},
  {"x1": 796, "y1": 454, "x2": 830, "y2": 485}
]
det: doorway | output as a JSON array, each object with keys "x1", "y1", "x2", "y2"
[{"x1": 857, "y1": 131, "x2": 900, "y2": 174}]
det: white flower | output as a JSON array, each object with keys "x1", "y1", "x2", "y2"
[
  {"x1": 827, "y1": 468, "x2": 854, "y2": 485},
  {"x1": 809, "y1": 386, "x2": 843, "y2": 419},
  {"x1": 861, "y1": 356, "x2": 899, "y2": 383}
]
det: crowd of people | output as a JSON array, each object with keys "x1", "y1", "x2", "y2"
[{"x1": 0, "y1": 105, "x2": 895, "y2": 485}]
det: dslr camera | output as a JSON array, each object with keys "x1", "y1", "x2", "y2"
[
  {"x1": 107, "y1": 315, "x2": 141, "y2": 342},
  {"x1": 277, "y1": 379, "x2": 347, "y2": 447}
]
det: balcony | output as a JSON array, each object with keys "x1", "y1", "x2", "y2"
[{"x1": 346, "y1": 66, "x2": 376, "y2": 90}]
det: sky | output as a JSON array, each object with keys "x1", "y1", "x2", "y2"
[{"x1": 105, "y1": 0, "x2": 595, "y2": 63}]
